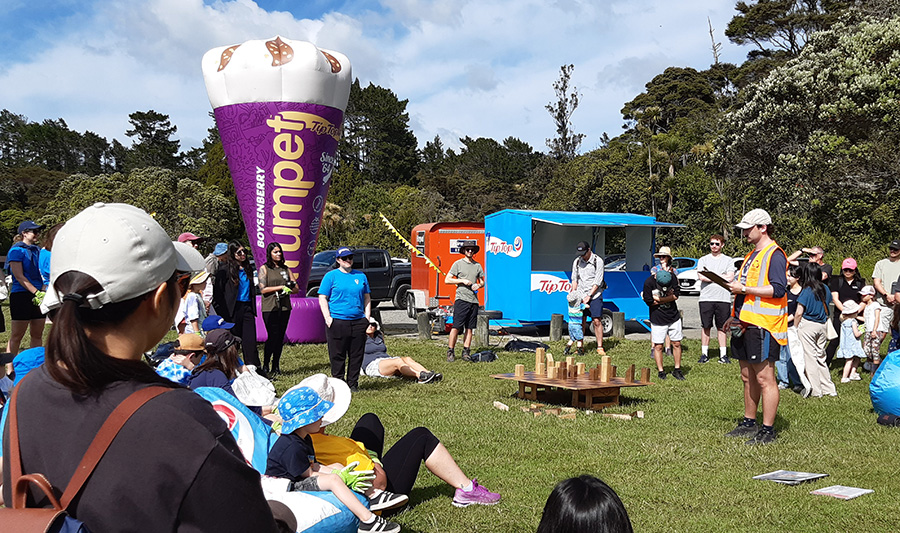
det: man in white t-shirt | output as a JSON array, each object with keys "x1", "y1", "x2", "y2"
[
  {"x1": 697, "y1": 234, "x2": 735, "y2": 364},
  {"x1": 874, "y1": 240, "x2": 900, "y2": 345}
]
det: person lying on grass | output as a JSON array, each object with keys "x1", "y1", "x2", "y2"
[
  {"x1": 297, "y1": 374, "x2": 501, "y2": 508},
  {"x1": 362, "y1": 319, "x2": 441, "y2": 384},
  {"x1": 266, "y1": 386, "x2": 406, "y2": 533}
]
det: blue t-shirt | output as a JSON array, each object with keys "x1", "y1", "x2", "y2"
[
  {"x1": 237, "y1": 269, "x2": 250, "y2": 302},
  {"x1": 6, "y1": 243, "x2": 43, "y2": 293},
  {"x1": 266, "y1": 432, "x2": 316, "y2": 482},
  {"x1": 318, "y1": 269, "x2": 370, "y2": 320},
  {"x1": 38, "y1": 248, "x2": 51, "y2": 286},
  {"x1": 797, "y1": 287, "x2": 829, "y2": 323}
]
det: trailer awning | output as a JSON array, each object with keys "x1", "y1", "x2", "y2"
[{"x1": 486, "y1": 209, "x2": 685, "y2": 228}]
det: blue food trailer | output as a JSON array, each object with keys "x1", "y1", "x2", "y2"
[{"x1": 483, "y1": 209, "x2": 684, "y2": 334}]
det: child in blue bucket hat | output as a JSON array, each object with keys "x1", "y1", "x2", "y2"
[{"x1": 267, "y1": 386, "x2": 407, "y2": 533}]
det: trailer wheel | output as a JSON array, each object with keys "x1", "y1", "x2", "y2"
[
  {"x1": 588, "y1": 309, "x2": 614, "y2": 337},
  {"x1": 407, "y1": 294, "x2": 418, "y2": 319},
  {"x1": 392, "y1": 283, "x2": 410, "y2": 310},
  {"x1": 478, "y1": 309, "x2": 503, "y2": 319},
  {"x1": 306, "y1": 285, "x2": 319, "y2": 298}
]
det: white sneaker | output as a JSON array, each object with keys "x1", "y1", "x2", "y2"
[
  {"x1": 840, "y1": 377, "x2": 851, "y2": 383},
  {"x1": 849, "y1": 373, "x2": 862, "y2": 381}
]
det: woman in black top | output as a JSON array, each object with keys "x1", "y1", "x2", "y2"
[
  {"x1": 826, "y1": 257, "x2": 865, "y2": 363},
  {"x1": 257, "y1": 242, "x2": 298, "y2": 376},
  {"x1": 213, "y1": 241, "x2": 260, "y2": 368}
]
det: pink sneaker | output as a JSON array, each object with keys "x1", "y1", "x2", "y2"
[{"x1": 452, "y1": 479, "x2": 501, "y2": 507}]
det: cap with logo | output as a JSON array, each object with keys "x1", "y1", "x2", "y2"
[
  {"x1": 890, "y1": 240, "x2": 900, "y2": 251},
  {"x1": 336, "y1": 246, "x2": 353, "y2": 258},
  {"x1": 17, "y1": 221, "x2": 43, "y2": 234},
  {"x1": 575, "y1": 241, "x2": 590, "y2": 255}
]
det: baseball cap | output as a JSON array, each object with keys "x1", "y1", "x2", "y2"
[
  {"x1": 860, "y1": 285, "x2": 876, "y2": 296},
  {"x1": 735, "y1": 209, "x2": 772, "y2": 229},
  {"x1": 205, "y1": 328, "x2": 240, "y2": 353},
  {"x1": 213, "y1": 242, "x2": 228, "y2": 256},
  {"x1": 575, "y1": 241, "x2": 590, "y2": 255},
  {"x1": 190, "y1": 271, "x2": 210, "y2": 285},
  {"x1": 336, "y1": 246, "x2": 353, "y2": 258},
  {"x1": 841, "y1": 258, "x2": 857, "y2": 270},
  {"x1": 656, "y1": 270, "x2": 673, "y2": 286},
  {"x1": 43, "y1": 203, "x2": 205, "y2": 311},
  {"x1": 202, "y1": 315, "x2": 235, "y2": 331},
  {"x1": 178, "y1": 232, "x2": 206, "y2": 244},
  {"x1": 17, "y1": 221, "x2": 43, "y2": 234},
  {"x1": 890, "y1": 240, "x2": 900, "y2": 251}
]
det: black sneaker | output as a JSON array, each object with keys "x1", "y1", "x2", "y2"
[
  {"x1": 446, "y1": 348, "x2": 455, "y2": 362},
  {"x1": 718, "y1": 356, "x2": 731, "y2": 364},
  {"x1": 564, "y1": 344, "x2": 571, "y2": 355},
  {"x1": 358, "y1": 514, "x2": 401, "y2": 533},
  {"x1": 461, "y1": 347, "x2": 472, "y2": 362},
  {"x1": 746, "y1": 429, "x2": 777, "y2": 445},
  {"x1": 725, "y1": 420, "x2": 758, "y2": 438},
  {"x1": 576, "y1": 347, "x2": 584, "y2": 355},
  {"x1": 672, "y1": 368, "x2": 685, "y2": 381},
  {"x1": 698, "y1": 354, "x2": 710, "y2": 364},
  {"x1": 432, "y1": 372, "x2": 443, "y2": 383},
  {"x1": 418, "y1": 371, "x2": 438, "y2": 384},
  {"x1": 368, "y1": 490, "x2": 409, "y2": 512},
  {"x1": 657, "y1": 371, "x2": 667, "y2": 380}
]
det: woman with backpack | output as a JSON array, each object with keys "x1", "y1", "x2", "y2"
[{"x1": 795, "y1": 262, "x2": 837, "y2": 397}]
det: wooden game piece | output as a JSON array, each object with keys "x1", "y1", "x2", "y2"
[
  {"x1": 532, "y1": 409, "x2": 542, "y2": 417},
  {"x1": 558, "y1": 413, "x2": 576, "y2": 420},
  {"x1": 560, "y1": 407, "x2": 577, "y2": 413},
  {"x1": 566, "y1": 356, "x2": 574, "y2": 367},
  {"x1": 589, "y1": 367, "x2": 598, "y2": 380},
  {"x1": 544, "y1": 408, "x2": 561, "y2": 416},
  {"x1": 493, "y1": 401, "x2": 509, "y2": 411},
  {"x1": 530, "y1": 403, "x2": 545, "y2": 409},
  {"x1": 547, "y1": 365, "x2": 557, "y2": 379},
  {"x1": 625, "y1": 364, "x2": 635, "y2": 384},
  {"x1": 611, "y1": 365, "x2": 617, "y2": 378},
  {"x1": 514, "y1": 364, "x2": 525, "y2": 377},
  {"x1": 546, "y1": 353, "x2": 555, "y2": 366},
  {"x1": 558, "y1": 361, "x2": 567, "y2": 378},
  {"x1": 520, "y1": 406, "x2": 531, "y2": 412},
  {"x1": 535, "y1": 347, "x2": 545, "y2": 370},
  {"x1": 600, "y1": 355, "x2": 611, "y2": 382},
  {"x1": 576, "y1": 362, "x2": 585, "y2": 376},
  {"x1": 536, "y1": 363, "x2": 545, "y2": 376},
  {"x1": 641, "y1": 367, "x2": 651, "y2": 383}
]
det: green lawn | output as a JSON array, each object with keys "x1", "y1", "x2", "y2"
[{"x1": 3, "y1": 308, "x2": 895, "y2": 532}]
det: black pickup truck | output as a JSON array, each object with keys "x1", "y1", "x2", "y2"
[{"x1": 305, "y1": 248, "x2": 412, "y2": 309}]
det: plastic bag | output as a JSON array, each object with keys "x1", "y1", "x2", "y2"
[{"x1": 232, "y1": 366, "x2": 276, "y2": 406}]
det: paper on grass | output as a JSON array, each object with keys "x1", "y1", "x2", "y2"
[
  {"x1": 810, "y1": 485, "x2": 874, "y2": 500},
  {"x1": 752, "y1": 470, "x2": 829, "y2": 485}
]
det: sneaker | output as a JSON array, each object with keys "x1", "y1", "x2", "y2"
[
  {"x1": 863, "y1": 361, "x2": 873, "y2": 372},
  {"x1": 718, "y1": 356, "x2": 731, "y2": 364},
  {"x1": 368, "y1": 490, "x2": 409, "y2": 512},
  {"x1": 597, "y1": 348, "x2": 606, "y2": 356},
  {"x1": 576, "y1": 347, "x2": 584, "y2": 356},
  {"x1": 672, "y1": 368, "x2": 685, "y2": 381},
  {"x1": 849, "y1": 372, "x2": 861, "y2": 381},
  {"x1": 418, "y1": 371, "x2": 439, "y2": 384},
  {"x1": 564, "y1": 344, "x2": 571, "y2": 355},
  {"x1": 446, "y1": 348, "x2": 455, "y2": 362},
  {"x1": 745, "y1": 429, "x2": 776, "y2": 445},
  {"x1": 725, "y1": 420, "x2": 758, "y2": 438},
  {"x1": 698, "y1": 354, "x2": 710, "y2": 364},
  {"x1": 358, "y1": 515, "x2": 401, "y2": 533},
  {"x1": 840, "y1": 377, "x2": 850, "y2": 384},
  {"x1": 432, "y1": 372, "x2": 443, "y2": 383},
  {"x1": 777, "y1": 382, "x2": 788, "y2": 390},
  {"x1": 801, "y1": 387, "x2": 811, "y2": 398},
  {"x1": 452, "y1": 479, "x2": 501, "y2": 507},
  {"x1": 461, "y1": 347, "x2": 472, "y2": 362},
  {"x1": 657, "y1": 370, "x2": 667, "y2": 380}
]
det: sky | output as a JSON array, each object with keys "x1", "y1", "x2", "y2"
[{"x1": 0, "y1": 0, "x2": 752, "y2": 154}]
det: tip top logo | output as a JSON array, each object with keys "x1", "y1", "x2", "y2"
[
  {"x1": 488, "y1": 236, "x2": 523, "y2": 258},
  {"x1": 531, "y1": 273, "x2": 573, "y2": 294}
]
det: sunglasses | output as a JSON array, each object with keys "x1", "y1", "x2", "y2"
[
  {"x1": 235, "y1": 249, "x2": 246, "y2": 255},
  {"x1": 338, "y1": 255, "x2": 354, "y2": 261},
  {"x1": 842, "y1": 268, "x2": 855, "y2": 272},
  {"x1": 709, "y1": 242, "x2": 721, "y2": 246}
]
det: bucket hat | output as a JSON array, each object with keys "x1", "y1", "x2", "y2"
[{"x1": 278, "y1": 386, "x2": 335, "y2": 434}]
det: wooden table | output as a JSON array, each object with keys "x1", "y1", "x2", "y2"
[{"x1": 491, "y1": 372, "x2": 652, "y2": 410}]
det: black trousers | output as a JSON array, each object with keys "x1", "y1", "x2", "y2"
[
  {"x1": 232, "y1": 300, "x2": 260, "y2": 367},
  {"x1": 350, "y1": 413, "x2": 441, "y2": 495},
  {"x1": 262, "y1": 309, "x2": 291, "y2": 370},
  {"x1": 326, "y1": 317, "x2": 368, "y2": 389}
]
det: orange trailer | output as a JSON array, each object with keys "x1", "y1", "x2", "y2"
[{"x1": 406, "y1": 221, "x2": 485, "y2": 318}]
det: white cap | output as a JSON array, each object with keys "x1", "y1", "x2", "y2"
[
  {"x1": 43, "y1": 203, "x2": 205, "y2": 311},
  {"x1": 735, "y1": 208, "x2": 772, "y2": 229},
  {"x1": 286, "y1": 373, "x2": 352, "y2": 426}
]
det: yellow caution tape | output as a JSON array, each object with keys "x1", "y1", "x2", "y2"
[{"x1": 378, "y1": 212, "x2": 444, "y2": 275}]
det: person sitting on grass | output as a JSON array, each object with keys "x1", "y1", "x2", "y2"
[
  {"x1": 298, "y1": 374, "x2": 502, "y2": 509},
  {"x1": 536, "y1": 475, "x2": 633, "y2": 533},
  {"x1": 156, "y1": 333, "x2": 206, "y2": 385},
  {"x1": 266, "y1": 386, "x2": 406, "y2": 533},
  {"x1": 363, "y1": 319, "x2": 441, "y2": 384},
  {"x1": 564, "y1": 289, "x2": 585, "y2": 356}
]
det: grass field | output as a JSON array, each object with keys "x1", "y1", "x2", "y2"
[{"x1": 3, "y1": 308, "x2": 896, "y2": 532}]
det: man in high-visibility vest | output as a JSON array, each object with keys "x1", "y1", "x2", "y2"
[{"x1": 725, "y1": 209, "x2": 788, "y2": 445}]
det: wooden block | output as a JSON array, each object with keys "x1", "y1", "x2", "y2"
[
  {"x1": 514, "y1": 364, "x2": 525, "y2": 377},
  {"x1": 546, "y1": 353, "x2": 555, "y2": 366},
  {"x1": 576, "y1": 362, "x2": 585, "y2": 376},
  {"x1": 530, "y1": 403, "x2": 545, "y2": 409},
  {"x1": 536, "y1": 363, "x2": 545, "y2": 376},
  {"x1": 492, "y1": 401, "x2": 509, "y2": 411},
  {"x1": 520, "y1": 406, "x2": 531, "y2": 412},
  {"x1": 600, "y1": 355, "x2": 611, "y2": 382},
  {"x1": 611, "y1": 365, "x2": 617, "y2": 378},
  {"x1": 544, "y1": 408, "x2": 561, "y2": 415},
  {"x1": 641, "y1": 367, "x2": 651, "y2": 383},
  {"x1": 566, "y1": 356, "x2": 574, "y2": 367},
  {"x1": 532, "y1": 409, "x2": 542, "y2": 417},
  {"x1": 561, "y1": 407, "x2": 577, "y2": 413},
  {"x1": 589, "y1": 367, "x2": 598, "y2": 380},
  {"x1": 625, "y1": 364, "x2": 635, "y2": 384},
  {"x1": 602, "y1": 413, "x2": 633, "y2": 420},
  {"x1": 633, "y1": 410, "x2": 645, "y2": 419},
  {"x1": 547, "y1": 366, "x2": 557, "y2": 379},
  {"x1": 535, "y1": 347, "x2": 545, "y2": 370},
  {"x1": 558, "y1": 413, "x2": 576, "y2": 420}
]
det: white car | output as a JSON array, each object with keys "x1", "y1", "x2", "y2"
[{"x1": 678, "y1": 268, "x2": 701, "y2": 295}]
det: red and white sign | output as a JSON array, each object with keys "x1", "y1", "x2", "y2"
[
  {"x1": 530, "y1": 273, "x2": 573, "y2": 294},
  {"x1": 487, "y1": 235, "x2": 524, "y2": 257}
]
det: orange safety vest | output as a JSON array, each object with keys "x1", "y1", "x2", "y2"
[{"x1": 734, "y1": 240, "x2": 788, "y2": 346}]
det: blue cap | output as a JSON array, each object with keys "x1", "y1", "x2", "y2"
[
  {"x1": 656, "y1": 270, "x2": 673, "y2": 286},
  {"x1": 278, "y1": 386, "x2": 335, "y2": 434},
  {"x1": 13, "y1": 347, "x2": 46, "y2": 386},
  {"x1": 17, "y1": 221, "x2": 43, "y2": 234},
  {"x1": 202, "y1": 315, "x2": 235, "y2": 331},
  {"x1": 335, "y1": 246, "x2": 353, "y2": 258},
  {"x1": 214, "y1": 242, "x2": 228, "y2": 255}
]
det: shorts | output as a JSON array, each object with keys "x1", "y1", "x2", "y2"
[
  {"x1": 452, "y1": 300, "x2": 479, "y2": 331},
  {"x1": 732, "y1": 325, "x2": 781, "y2": 363},
  {"x1": 568, "y1": 320, "x2": 583, "y2": 341},
  {"x1": 363, "y1": 357, "x2": 398, "y2": 378},
  {"x1": 699, "y1": 301, "x2": 730, "y2": 330},
  {"x1": 289, "y1": 476, "x2": 320, "y2": 491},
  {"x1": 878, "y1": 305, "x2": 893, "y2": 334},
  {"x1": 651, "y1": 319, "x2": 683, "y2": 344},
  {"x1": 10, "y1": 291, "x2": 44, "y2": 321},
  {"x1": 585, "y1": 297, "x2": 604, "y2": 320}
]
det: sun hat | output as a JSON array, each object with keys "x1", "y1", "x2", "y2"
[
  {"x1": 42, "y1": 203, "x2": 205, "y2": 311},
  {"x1": 566, "y1": 290, "x2": 579, "y2": 304},
  {"x1": 202, "y1": 315, "x2": 235, "y2": 331},
  {"x1": 841, "y1": 301, "x2": 861, "y2": 315},
  {"x1": 17, "y1": 221, "x2": 43, "y2": 234},
  {"x1": 654, "y1": 246, "x2": 672, "y2": 258},
  {"x1": 286, "y1": 373, "x2": 352, "y2": 426},
  {"x1": 177, "y1": 333, "x2": 206, "y2": 352},
  {"x1": 860, "y1": 285, "x2": 876, "y2": 296},
  {"x1": 336, "y1": 246, "x2": 353, "y2": 258},
  {"x1": 841, "y1": 258, "x2": 858, "y2": 270},
  {"x1": 458, "y1": 239, "x2": 480, "y2": 254},
  {"x1": 575, "y1": 241, "x2": 590, "y2": 255},
  {"x1": 278, "y1": 386, "x2": 335, "y2": 434},
  {"x1": 367, "y1": 318, "x2": 380, "y2": 331},
  {"x1": 735, "y1": 208, "x2": 772, "y2": 229},
  {"x1": 190, "y1": 271, "x2": 210, "y2": 285},
  {"x1": 213, "y1": 242, "x2": 228, "y2": 256},
  {"x1": 656, "y1": 270, "x2": 673, "y2": 287},
  {"x1": 205, "y1": 328, "x2": 240, "y2": 353},
  {"x1": 178, "y1": 232, "x2": 206, "y2": 244}
]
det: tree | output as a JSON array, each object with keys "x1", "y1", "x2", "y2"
[
  {"x1": 545, "y1": 64, "x2": 586, "y2": 160},
  {"x1": 124, "y1": 110, "x2": 181, "y2": 170},
  {"x1": 621, "y1": 67, "x2": 718, "y2": 137},
  {"x1": 725, "y1": 1, "x2": 852, "y2": 56}
]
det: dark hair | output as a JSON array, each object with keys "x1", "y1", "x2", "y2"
[
  {"x1": 799, "y1": 262, "x2": 828, "y2": 310},
  {"x1": 760, "y1": 224, "x2": 775, "y2": 237},
  {"x1": 223, "y1": 240, "x2": 250, "y2": 285},
  {"x1": 195, "y1": 343, "x2": 242, "y2": 379},
  {"x1": 787, "y1": 264, "x2": 801, "y2": 279},
  {"x1": 265, "y1": 242, "x2": 285, "y2": 269},
  {"x1": 841, "y1": 266, "x2": 864, "y2": 285},
  {"x1": 536, "y1": 475, "x2": 633, "y2": 533},
  {"x1": 709, "y1": 234, "x2": 725, "y2": 243},
  {"x1": 45, "y1": 271, "x2": 181, "y2": 396},
  {"x1": 42, "y1": 223, "x2": 65, "y2": 251}
]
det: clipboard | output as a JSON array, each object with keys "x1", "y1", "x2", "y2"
[{"x1": 699, "y1": 270, "x2": 732, "y2": 291}]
